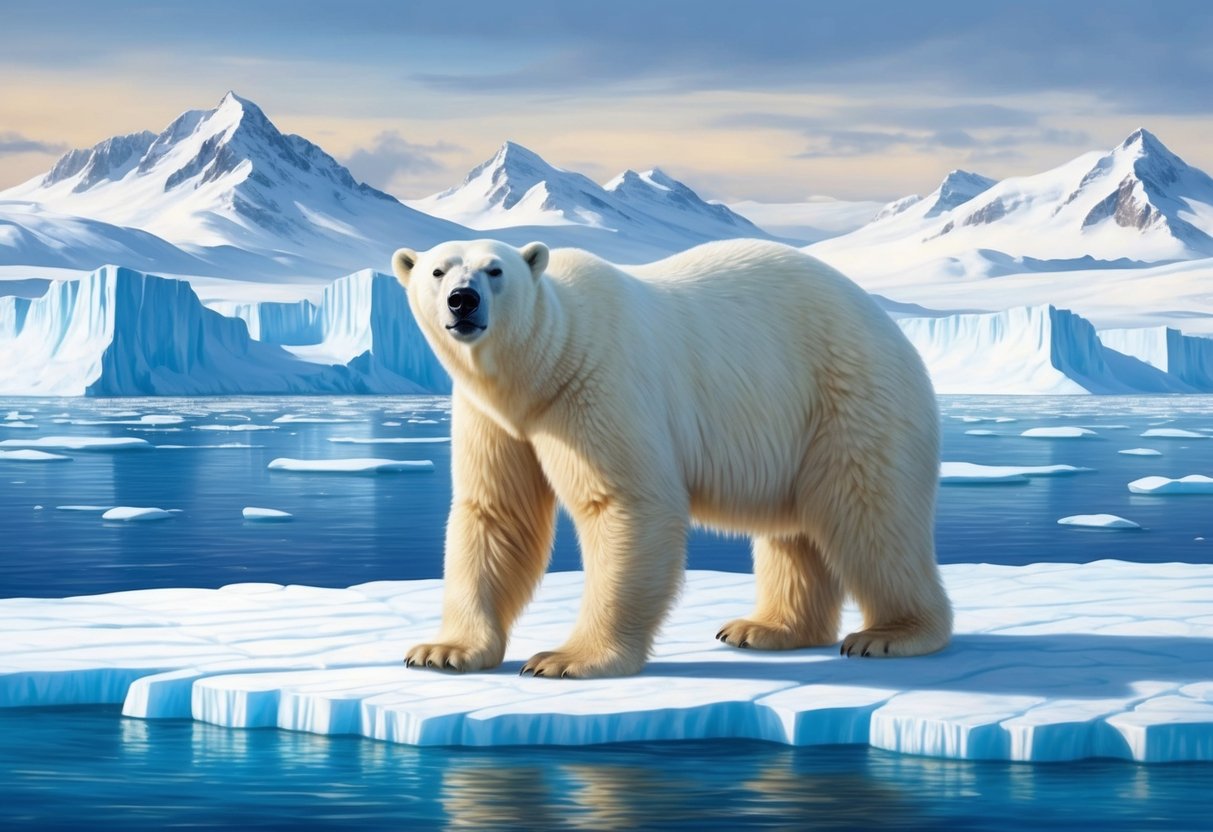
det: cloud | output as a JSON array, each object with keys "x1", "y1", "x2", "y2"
[
  {"x1": 0, "y1": 132, "x2": 67, "y2": 157},
  {"x1": 342, "y1": 132, "x2": 463, "y2": 190}
]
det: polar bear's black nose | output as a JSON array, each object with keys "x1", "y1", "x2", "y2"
[{"x1": 447, "y1": 288, "x2": 481, "y2": 318}]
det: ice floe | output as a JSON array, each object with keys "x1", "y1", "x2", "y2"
[
  {"x1": 2, "y1": 564, "x2": 1212, "y2": 763},
  {"x1": 0, "y1": 436, "x2": 150, "y2": 451},
  {"x1": 194, "y1": 424, "x2": 278, "y2": 432},
  {"x1": 243, "y1": 507, "x2": 293, "y2": 522},
  {"x1": 1057, "y1": 514, "x2": 1141, "y2": 530},
  {"x1": 272, "y1": 415, "x2": 358, "y2": 424},
  {"x1": 964, "y1": 429, "x2": 997, "y2": 437},
  {"x1": 1119, "y1": 448, "x2": 1162, "y2": 456},
  {"x1": 267, "y1": 457, "x2": 435, "y2": 474},
  {"x1": 55, "y1": 505, "x2": 111, "y2": 512},
  {"x1": 940, "y1": 462, "x2": 1093, "y2": 484},
  {"x1": 328, "y1": 436, "x2": 451, "y2": 445},
  {"x1": 0, "y1": 449, "x2": 72, "y2": 462},
  {"x1": 1020, "y1": 427, "x2": 1098, "y2": 439},
  {"x1": 1128, "y1": 475, "x2": 1213, "y2": 495},
  {"x1": 101, "y1": 507, "x2": 176, "y2": 522},
  {"x1": 1140, "y1": 428, "x2": 1208, "y2": 439}
]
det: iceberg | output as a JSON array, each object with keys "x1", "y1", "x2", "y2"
[
  {"x1": 0, "y1": 266, "x2": 447, "y2": 396},
  {"x1": 896, "y1": 305, "x2": 1201, "y2": 394},
  {"x1": 940, "y1": 462, "x2": 1093, "y2": 483},
  {"x1": 101, "y1": 506, "x2": 176, "y2": 522},
  {"x1": 1140, "y1": 428, "x2": 1208, "y2": 439},
  {"x1": 1021, "y1": 427, "x2": 1098, "y2": 439},
  {"x1": 0, "y1": 436, "x2": 149, "y2": 451},
  {"x1": 1128, "y1": 475, "x2": 1213, "y2": 495},
  {"x1": 2, "y1": 564, "x2": 1211, "y2": 763},
  {"x1": 1057, "y1": 514, "x2": 1141, "y2": 529}
]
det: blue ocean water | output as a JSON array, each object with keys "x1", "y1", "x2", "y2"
[{"x1": 2, "y1": 394, "x2": 1212, "y2": 829}]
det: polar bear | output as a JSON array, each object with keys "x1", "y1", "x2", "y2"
[{"x1": 392, "y1": 238, "x2": 951, "y2": 678}]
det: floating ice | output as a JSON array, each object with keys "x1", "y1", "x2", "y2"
[
  {"x1": 940, "y1": 462, "x2": 1093, "y2": 484},
  {"x1": 69, "y1": 415, "x2": 185, "y2": 426},
  {"x1": 1119, "y1": 448, "x2": 1162, "y2": 456},
  {"x1": 272, "y1": 415, "x2": 358, "y2": 424},
  {"x1": 1128, "y1": 475, "x2": 1213, "y2": 495},
  {"x1": 1140, "y1": 428, "x2": 1208, "y2": 439},
  {"x1": 328, "y1": 436, "x2": 451, "y2": 445},
  {"x1": 4, "y1": 411, "x2": 33, "y2": 421},
  {"x1": 56, "y1": 505, "x2": 111, "y2": 512},
  {"x1": 1021, "y1": 427, "x2": 1097, "y2": 439},
  {"x1": 194, "y1": 424, "x2": 278, "y2": 432},
  {"x1": 964, "y1": 429, "x2": 997, "y2": 437},
  {"x1": 267, "y1": 457, "x2": 434, "y2": 474},
  {"x1": 101, "y1": 507, "x2": 176, "y2": 522},
  {"x1": 0, "y1": 422, "x2": 37, "y2": 429},
  {"x1": 0, "y1": 449, "x2": 72, "y2": 462},
  {"x1": 156, "y1": 443, "x2": 259, "y2": 450},
  {"x1": 1057, "y1": 514, "x2": 1141, "y2": 530},
  {"x1": 382, "y1": 421, "x2": 402, "y2": 427},
  {"x1": 0, "y1": 436, "x2": 149, "y2": 451},
  {"x1": 242, "y1": 507, "x2": 293, "y2": 522},
  {"x1": 2, "y1": 564, "x2": 1211, "y2": 763}
]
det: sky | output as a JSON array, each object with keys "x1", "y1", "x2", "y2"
[{"x1": 1, "y1": 0, "x2": 1210, "y2": 203}]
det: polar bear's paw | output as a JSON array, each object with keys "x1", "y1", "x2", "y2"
[
  {"x1": 840, "y1": 621, "x2": 949, "y2": 658},
  {"x1": 405, "y1": 642, "x2": 500, "y2": 673},
  {"x1": 519, "y1": 647, "x2": 643, "y2": 679},
  {"x1": 716, "y1": 618, "x2": 834, "y2": 650}
]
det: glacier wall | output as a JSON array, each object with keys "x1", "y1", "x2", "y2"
[
  {"x1": 0, "y1": 267, "x2": 444, "y2": 396},
  {"x1": 1098, "y1": 326, "x2": 1213, "y2": 390},
  {"x1": 896, "y1": 305, "x2": 1199, "y2": 394}
]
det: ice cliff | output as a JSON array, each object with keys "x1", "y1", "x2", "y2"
[{"x1": 0, "y1": 267, "x2": 448, "y2": 396}]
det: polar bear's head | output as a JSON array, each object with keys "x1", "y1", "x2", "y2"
[{"x1": 392, "y1": 240, "x2": 549, "y2": 348}]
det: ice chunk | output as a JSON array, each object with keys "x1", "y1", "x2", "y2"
[
  {"x1": 56, "y1": 505, "x2": 111, "y2": 512},
  {"x1": 1021, "y1": 427, "x2": 1097, "y2": 439},
  {"x1": 328, "y1": 436, "x2": 451, "y2": 445},
  {"x1": 0, "y1": 422, "x2": 37, "y2": 429},
  {"x1": 101, "y1": 506, "x2": 176, "y2": 522},
  {"x1": 1119, "y1": 448, "x2": 1162, "y2": 456},
  {"x1": 941, "y1": 462, "x2": 1093, "y2": 484},
  {"x1": 0, "y1": 436, "x2": 149, "y2": 451},
  {"x1": 68, "y1": 415, "x2": 185, "y2": 426},
  {"x1": 267, "y1": 457, "x2": 434, "y2": 473},
  {"x1": 964, "y1": 429, "x2": 997, "y2": 436},
  {"x1": 3, "y1": 564, "x2": 1213, "y2": 762},
  {"x1": 1057, "y1": 514, "x2": 1141, "y2": 529},
  {"x1": 0, "y1": 449, "x2": 72, "y2": 462},
  {"x1": 1128, "y1": 475, "x2": 1213, "y2": 495},
  {"x1": 4, "y1": 410, "x2": 33, "y2": 421},
  {"x1": 243, "y1": 507, "x2": 293, "y2": 522},
  {"x1": 271, "y1": 415, "x2": 357, "y2": 424},
  {"x1": 156, "y1": 443, "x2": 258, "y2": 450},
  {"x1": 1140, "y1": 428, "x2": 1208, "y2": 439},
  {"x1": 194, "y1": 424, "x2": 278, "y2": 432}
]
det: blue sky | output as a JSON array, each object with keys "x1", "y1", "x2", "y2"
[{"x1": 1, "y1": 0, "x2": 1209, "y2": 201}]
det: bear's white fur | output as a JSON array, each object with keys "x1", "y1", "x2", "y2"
[{"x1": 392, "y1": 238, "x2": 951, "y2": 678}]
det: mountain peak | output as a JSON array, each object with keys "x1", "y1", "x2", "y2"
[{"x1": 924, "y1": 169, "x2": 996, "y2": 218}]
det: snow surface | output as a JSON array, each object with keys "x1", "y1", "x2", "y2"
[
  {"x1": 1057, "y1": 514, "x2": 1141, "y2": 529},
  {"x1": 242, "y1": 507, "x2": 293, "y2": 522},
  {"x1": 1128, "y1": 475, "x2": 1213, "y2": 494},
  {"x1": 101, "y1": 507, "x2": 175, "y2": 522},
  {"x1": 2, "y1": 565, "x2": 1211, "y2": 763},
  {"x1": 940, "y1": 462, "x2": 1093, "y2": 484},
  {"x1": 267, "y1": 457, "x2": 434, "y2": 474}
]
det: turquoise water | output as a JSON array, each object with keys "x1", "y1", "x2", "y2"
[{"x1": 2, "y1": 395, "x2": 1212, "y2": 828}]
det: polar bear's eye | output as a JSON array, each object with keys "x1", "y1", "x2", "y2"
[
  {"x1": 432, "y1": 268, "x2": 445, "y2": 278},
  {"x1": 486, "y1": 267, "x2": 502, "y2": 277}
]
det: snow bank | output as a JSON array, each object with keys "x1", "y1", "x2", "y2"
[
  {"x1": 1128, "y1": 475, "x2": 1213, "y2": 494},
  {"x1": 2, "y1": 564, "x2": 1212, "y2": 763},
  {"x1": 267, "y1": 457, "x2": 434, "y2": 474}
]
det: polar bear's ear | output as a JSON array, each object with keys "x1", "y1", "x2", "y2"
[
  {"x1": 520, "y1": 242, "x2": 549, "y2": 280},
  {"x1": 391, "y1": 248, "x2": 419, "y2": 288}
]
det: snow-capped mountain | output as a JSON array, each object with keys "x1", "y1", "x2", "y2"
[
  {"x1": 1, "y1": 92, "x2": 469, "y2": 279},
  {"x1": 409, "y1": 141, "x2": 771, "y2": 256},
  {"x1": 811, "y1": 129, "x2": 1213, "y2": 290}
]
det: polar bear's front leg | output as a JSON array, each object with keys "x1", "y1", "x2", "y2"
[
  {"x1": 406, "y1": 398, "x2": 556, "y2": 673},
  {"x1": 520, "y1": 498, "x2": 686, "y2": 678}
]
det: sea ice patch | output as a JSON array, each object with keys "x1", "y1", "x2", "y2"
[
  {"x1": 1021, "y1": 427, "x2": 1098, "y2": 439},
  {"x1": 1057, "y1": 514, "x2": 1141, "y2": 530},
  {"x1": 940, "y1": 462, "x2": 1093, "y2": 484},
  {"x1": 328, "y1": 436, "x2": 451, "y2": 445},
  {"x1": 194, "y1": 424, "x2": 278, "y2": 432},
  {"x1": 243, "y1": 507, "x2": 293, "y2": 522},
  {"x1": 0, "y1": 436, "x2": 150, "y2": 451},
  {"x1": 1140, "y1": 428, "x2": 1208, "y2": 439},
  {"x1": 101, "y1": 507, "x2": 177, "y2": 522},
  {"x1": 1128, "y1": 475, "x2": 1213, "y2": 495},
  {"x1": 0, "y1": 449, "x2": 72, "y2": 462},
  {"x1": 267, "y1": 457, "x2": 435, "y2": 474},
  {"x1": 1119, "y1": 448, "x2": 1162, "y2": 456},
  {"x1": 964, "y1": 429, "x2": 998, "y2": 436},
  {"x1": 2, "y1": 564, "x2": 1211, "y2": 763}
]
